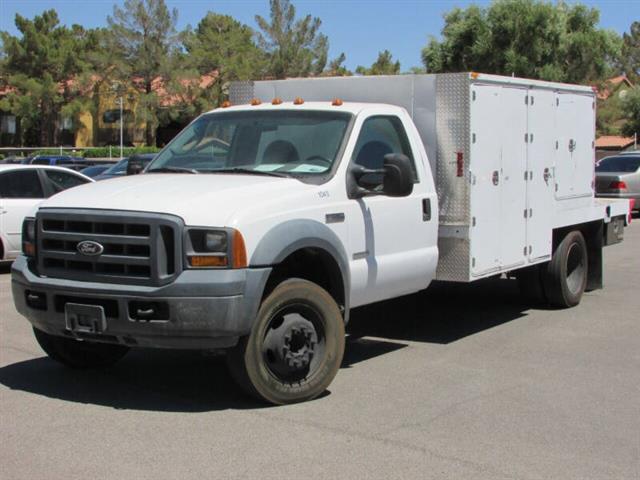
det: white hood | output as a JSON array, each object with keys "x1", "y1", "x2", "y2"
[{"x1": 41, "y1": 173, "x2": 310, "y2": 226}]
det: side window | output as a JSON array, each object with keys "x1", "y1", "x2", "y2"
[
  {"x1": 0, "y1": 170, "x2": 45, "y2": 199},
  {"x1": 352, "y1": 116, "x2": 417, "y2": 180},
  {"x1": 44, "y1": 170, "x2": 90, "y2": 194}
]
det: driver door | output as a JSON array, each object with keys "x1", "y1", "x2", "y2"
[{"x1": 345, "y1": 113, "x2": 437, "y2": 307}]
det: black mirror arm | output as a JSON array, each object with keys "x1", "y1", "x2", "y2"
[
  {"x1": 349, "y1": 164, "x2": 386, "y2": 198},
  {"x1": 351, "y1": 164, "x2": 386, "y2": 179}
]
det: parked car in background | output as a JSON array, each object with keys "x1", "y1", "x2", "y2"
[
  {"x1": 0, "y1": 165, "x2": 93, "y2": 262},
  {"x1": 28, "y1": 155, "x2": 87, "y2": 171},
  {"x1": 94, "y1": 153, "x2": 155, "y2": 180},
  {"x1": 0, "y1": 155, "x2": 26, "y2": 164},
  {"x1": 595, "y1": 153, "x2": 640, "y2": 211},
  {"x1": 80, "y1": 164, "x2": 114, "y2": 178}
]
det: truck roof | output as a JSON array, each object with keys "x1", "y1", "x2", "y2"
[{"x1": 204, "y1": 101, "x2": 404, "y2": 116}]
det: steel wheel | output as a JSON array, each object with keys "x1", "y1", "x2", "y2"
[{"x1": 227, "y1": 278, "x2": 345, "y2": 404}]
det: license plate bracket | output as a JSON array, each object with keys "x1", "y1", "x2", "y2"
[{"x1": 65, "y1": 303, "x2": 107, "y2": 334}]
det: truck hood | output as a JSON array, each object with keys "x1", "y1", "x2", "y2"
[{"x1": 40, "y1": 173, "x2": 309, "y2": 226}]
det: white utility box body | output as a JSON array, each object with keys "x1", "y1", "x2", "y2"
[{"x1": 231, "y1": 73, "x2": 628, "y2": 282}]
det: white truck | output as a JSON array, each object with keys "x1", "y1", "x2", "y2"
[{"x1": 12, "y1": 73, "x2": 632, "y2": 404}]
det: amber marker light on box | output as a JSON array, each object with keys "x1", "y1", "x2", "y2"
[{"x1": 272, "y1": 97, "x2": 283, "y2": 105}]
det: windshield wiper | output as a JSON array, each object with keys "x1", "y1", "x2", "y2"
[
  {"x1": 147, "y1": 166, "x2": 199, "y2": 174},
  {"x1": 206, "y1": 167, "x2": 289, "y2": 178}
]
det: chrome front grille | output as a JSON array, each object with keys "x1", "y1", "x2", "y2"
[{"x1": 36, "y1": 209, "x2": 182, "y2": 286}]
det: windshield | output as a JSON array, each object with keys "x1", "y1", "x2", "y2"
[
  {"x1": 148, "y1": 110, "x2": 352, "y2": 176},
  {"x1": 596, "y1": 156, "x2": 640, "y2": 173}
]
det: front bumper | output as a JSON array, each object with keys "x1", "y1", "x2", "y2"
[{"x1": 11, "y1": 256, "x2": 271, "y2": 349}]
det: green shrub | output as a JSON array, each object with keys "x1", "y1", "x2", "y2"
[
  {"x1": 33, "y1": 149, "x2": 85, "y2": 157},
  {"x1": 82, "y1": 146, "x2": 161, "y2": 158}
]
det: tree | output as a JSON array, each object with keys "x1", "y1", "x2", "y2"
[
  {"x1": 107, "y1": 0, "x2": 179, "y2": 145},
  {"x1": 255, "y1": 0, "x2": 328, "y2": 79},
  {"x1": 421, "y1": 0, "x2": 621, "y2": 84},
  {"x1": 356, "y1": 50, "x2": 401, "y2": 75},
  {"x1": 324, "y1": 53, "x2": 351, "y2": 76},
  {"x1": 620, "y1": 87, "x2": 640, "y2": 138},
  {"x1": 0, "y1": 10, "x2": 94, "y2": 145},
  {"x1": 184, "y1": 12, "x2": 265, "y2": 107},
  {"x1": 620, "y1": 22, "x2": 640, "y2": 83}
]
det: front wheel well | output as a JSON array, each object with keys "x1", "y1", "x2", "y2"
[{"x1": 263, "y1": 247, "x2": 346, "y2": 319}]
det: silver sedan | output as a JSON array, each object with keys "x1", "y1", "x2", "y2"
[{"x1": 595, "y1": 153, "x2": 640, "y2": 211}]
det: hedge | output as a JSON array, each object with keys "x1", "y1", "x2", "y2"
[{"x1": 82, "y1": 146, "x2": 161, "y2": 158}]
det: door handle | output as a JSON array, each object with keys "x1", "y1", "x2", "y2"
[
  {"x1": 422, "y1": 198, "x2": 431, "y2": 221},
  {"x1": 492, "y1": 170, "x2": 500, "y2": 186}
]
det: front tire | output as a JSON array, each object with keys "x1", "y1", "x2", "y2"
[
  {"x1": 542, "y1": 230, "x2": 588, "y2": 308},
  {"x1": 33, "y1": 327, "x2": 129, "y2": 368},
  {"x1": 227, "y1": 278, "x2": 345, "y2": 405}
]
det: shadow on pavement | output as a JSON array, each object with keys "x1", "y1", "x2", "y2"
[
  {"x1": 0, "y1": 349, "x2": 267, "y2": 412},
  {"x1": 347, "y1": 276, "x2": 529, "y2": 344},
  {"x1": 0, "y1": 276, "x2": 530, "y2": 411}
]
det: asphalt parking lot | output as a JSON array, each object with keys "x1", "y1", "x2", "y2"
[{"x1": 1, "y1": 220, "x2": 639, "y2": 480}]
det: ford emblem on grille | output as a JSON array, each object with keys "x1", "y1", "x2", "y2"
[{"x1": 77, "y1": 240, "x2": 104, "y2": 256}]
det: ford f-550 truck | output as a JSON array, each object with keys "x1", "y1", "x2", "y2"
[{"x1": 12, "y1": 73, "x2": 632, "y2": 404}]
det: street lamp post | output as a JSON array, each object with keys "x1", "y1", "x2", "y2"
[{"x1": 118, "y1": 96, "x2": 124, "y2": 159}]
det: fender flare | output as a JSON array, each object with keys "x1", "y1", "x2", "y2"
[{"x1": 250, "y1": 219, "x2": 351, "y2": 322}]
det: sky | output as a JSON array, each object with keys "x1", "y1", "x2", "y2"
[{"x1": 0, "y1": 0, "x2": 637, "y2": 71}]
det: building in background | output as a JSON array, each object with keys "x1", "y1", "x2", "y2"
[{"x1": 0, "y1": 72, "x2": 217, "y2": 148}]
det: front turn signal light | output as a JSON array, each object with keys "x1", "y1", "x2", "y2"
[
  {"x1": 232, "y1": 229, "x2": 247, "y2": 269},
  {"x1": 188, "y1": 255, "x2": 228, "y2": 268}
]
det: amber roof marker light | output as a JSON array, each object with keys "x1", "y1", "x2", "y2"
[
  {"x1": 250, "y1": 98, "x2": 262, "y2": 106},
  {"x1": 272, "y1": 97, "x2": 283, "y2": 105},
  {"x1": 221, "y1": 100, "x2": 232, "y2": 108},
  {"x1": 332, "y1": 98, "x2": 343, "y2": 106},
  {"x1": 293, "y1": 97, "x2": 304, "y2": 105}
]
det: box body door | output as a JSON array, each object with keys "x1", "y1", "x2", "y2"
[
  {"x1": 469, "y1": 84, "x2": 502, "y2": 276},
  {"x1": 555, "y1": 93, "x2": 595, "y2": 200},
  {"x1": 498, "y1": 86, "x2": 528, "y2": 270},
  {"x1": 469, "y1": 84, "x2": 528, "y2": 276},
  {"x1": 525, "y1": 89, "x2": 556, "y2": 262}
]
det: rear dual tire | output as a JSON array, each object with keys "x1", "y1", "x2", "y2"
[
  {"x1": 227, "y1": 278, "x2": 345, "y2": 405},
  {"x1": 517, "y1": 230, "x2": 588, "y2": 308}
]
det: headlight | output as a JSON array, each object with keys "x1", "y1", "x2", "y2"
[
  {"x1": 205, "y1": 232, "x2": 227, "y2": 252},
  {"x1": 22, "y1": 217, "x2": 36, "y2": 257},
  {"x1": 185, "y1": 228, "x2": 247, "y2": 269}
]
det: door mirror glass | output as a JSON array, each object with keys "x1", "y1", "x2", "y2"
[
  {"x1": 381, "y1": 153, "x2": 414, "y2": 197},
  {"x1": 350, "y1": 153, "x2": 413, "y2": 198}
]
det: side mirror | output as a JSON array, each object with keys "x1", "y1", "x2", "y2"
[
  {"x1": 126, "y1": 157, "x2": 144, "y2": 175},
  {"x1": 349, "y1": 153, "x2": 414, "y2": 198},
  {"x1": 381, "y1": 153, "x2": 414, "y2": 197}
]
